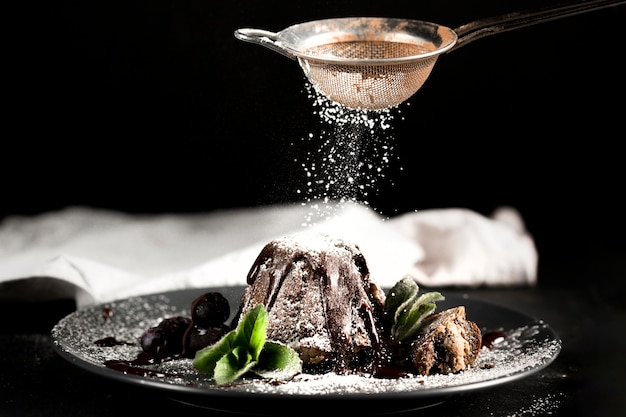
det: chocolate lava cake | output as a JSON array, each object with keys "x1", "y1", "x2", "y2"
[{"x1": 234, "y1": 232, "x2": 387, "y2": 374}]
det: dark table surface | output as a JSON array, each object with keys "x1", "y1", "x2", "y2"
[{"x1": 3, "y1": 259, "x2": 625, "y2": 417}]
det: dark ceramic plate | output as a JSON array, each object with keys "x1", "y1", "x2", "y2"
[{"x1": 51, "y1": 286, "x2": 561, "y2": 415}]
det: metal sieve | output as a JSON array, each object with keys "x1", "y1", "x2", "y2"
[{"x1": 234, "y1": 0, "x2": 624, "y2": 111}]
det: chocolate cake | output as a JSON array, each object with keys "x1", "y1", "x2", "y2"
[
  {"x1": 234, "y1": 232, "x2": 387, "y2": 374},
  {"x1": 233, "y1": 232, "x2": 482, "y2": 377},
  {"x1": 407, "y1": 306, "x2": 482, "y2": 375}
]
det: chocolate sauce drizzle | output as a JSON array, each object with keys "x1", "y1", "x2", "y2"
[{"x1": 482, "y1": 331, "x2": 507, "y2": 349}]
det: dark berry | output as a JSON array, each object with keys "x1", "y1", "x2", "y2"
[
  {"x1": 190, "y1": 292, "x2": 230, "y2": 328},
  {"x1": 140, "y1": 316, "x2": 191, "y2": 359}
]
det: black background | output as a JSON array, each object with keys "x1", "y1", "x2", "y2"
[
  {"x1": 3, "y1": 3, "x2": 626, "y2": 416},
  {"x1": 4, "y1": 0, "x2": 626, "y2": 285}
]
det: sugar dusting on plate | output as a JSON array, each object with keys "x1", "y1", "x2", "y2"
[{"x1": 51, "y1": 292, "x2": 561, "y2": 397}]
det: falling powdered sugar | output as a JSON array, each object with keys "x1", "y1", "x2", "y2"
[{"x1": 294, "y1": 83, "x2": 405, "y2": 224}]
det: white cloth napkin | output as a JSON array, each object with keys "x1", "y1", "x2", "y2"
[{"x1": 0, "y1": 202, "x2": 537, "y2": 307}]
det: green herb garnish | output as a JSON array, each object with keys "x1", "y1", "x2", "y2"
[
  {"x1": 384, "y1": 276, "x2": 445, "y2": 341},
  {"x1": 192, "y1": 304, "x2": 302, "y2": 385}
]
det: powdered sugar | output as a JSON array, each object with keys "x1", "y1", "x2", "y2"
[
  {"x1": 295, "y1": 83, "x2": 404, "y2": 221},
  {"x1": 270, "y1": 231, "x2": 358, "y2": 256}
]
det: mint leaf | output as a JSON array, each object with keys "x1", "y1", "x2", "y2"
[
  {"x1": 386, "y1": 277, "x2": 445, "y2": 341},
  {"x1": 193, "y1": 304, "x2": 267, "y2": 383},
  {"x1": 394, "y1": 291, "x2": 445, "y2": 340},
  {"x1": 413, "y1": 291, "x2": 446, "y2": 309},
  {"x1": 255, "y1": 341, "x2": 302, "y2": 379},
  {"x1": 213, "y1": 346, "x2": 258, "y2": 385},
  {"x1": 192, "y1": 331, "x2": 238, "y2": 375},
  {"x1": 193, "y1": 304, "x2": 301, "y2": 385},
  {"x1": 235, "y1": 304, "x2": 267, "y2": 361},
  {"x1": 384, "y1": 276, "x2": 419, "y2": 324}
]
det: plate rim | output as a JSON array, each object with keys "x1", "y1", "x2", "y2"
[{"x1": 51, "y1": 286, "x2": 562, "y2": 402}]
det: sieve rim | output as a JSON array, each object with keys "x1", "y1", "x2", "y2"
[{"x1": 275, "y1": 17, "x2": 458, "y2": 66}]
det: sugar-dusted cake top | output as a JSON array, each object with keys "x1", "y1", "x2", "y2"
[{"x1": 240, "y1": 231, "x2": 385, "y2": 374}]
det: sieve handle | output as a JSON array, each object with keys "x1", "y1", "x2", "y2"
[
  {"x1": 452, "y1": 0, "x2": 625, "y2": 50},
  {"x1": 234, "y1": 28, "x2": 298, "y2": 60}
]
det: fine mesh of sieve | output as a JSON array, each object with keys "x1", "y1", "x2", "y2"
[
  {"x1": 298, "y1": 55, "x2": 439, "y2": 110},
  {"x1": 234, "y1": 17, "x2": 455, "y2": 111}
]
